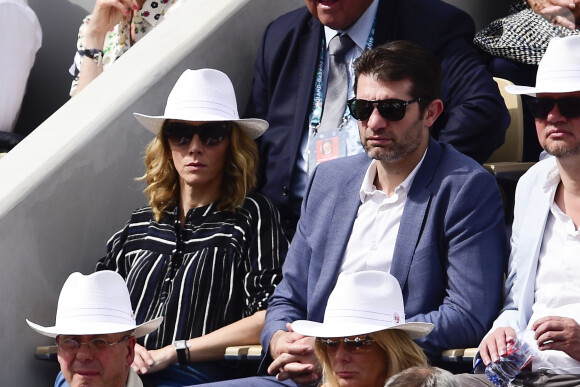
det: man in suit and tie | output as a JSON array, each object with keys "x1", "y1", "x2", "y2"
[
  {"x1": 200, "y1": 41, "x2": 506, "y2": 387},
  {"x1": 247, "y1": 0, "x2": 510, "y2": 238}
]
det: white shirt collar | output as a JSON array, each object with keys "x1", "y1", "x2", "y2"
[
  {"x1": 360, "y1": 148, "x2": 428, "y2": 202},
  {"x1": 542, "y1": 163, "x2": 562, "y2": 200},
  {"x1": 324, "y1": 0, "x2": 378, "y2": 51}
]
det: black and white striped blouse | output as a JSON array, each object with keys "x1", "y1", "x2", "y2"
[{"x1": 96, "y1": 192, "x2": 288, "y2": 349}]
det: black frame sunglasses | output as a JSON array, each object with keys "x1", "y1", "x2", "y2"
[
  {"x1": 347, "y1": 97, "x2": 422, "y2": 122},
  {"x1": 163, "y1": 121, "x2": 232, "y2": 147},
  {"x1": 528, "y1": 97, "x2": 580, "y2": 119}
]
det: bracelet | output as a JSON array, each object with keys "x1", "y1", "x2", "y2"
[{"x1": 78, "y1": 49, "x2": 104, "y2": 66}]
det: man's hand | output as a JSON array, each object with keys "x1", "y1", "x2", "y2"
[
  {"x1": 533, "y1": 316, "x2": 580, "y2": 361},
  {"x1": 478, "y1": 327, "x2": 517, "y2": 365},
  {"x1": 267, "y1": 323, "x2": 321, "y2": 386},
  {"x1": 131, "y1": 343, "x2": 175, "y2": 374}
]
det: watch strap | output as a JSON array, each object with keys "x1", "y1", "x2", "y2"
[
  {"x1": 174, "y1": 340, "x2": 190, "y2": 366},
  {"x1": 77, "y1": 49, "x2": 104, "y2": 66}
]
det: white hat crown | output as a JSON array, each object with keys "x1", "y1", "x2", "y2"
[
  {"x1": 506, "y1": 36, "x2": 580, "y2": 96},
  {"x1": 291, "y1": 271, "x2": 433, "y2": 339},
  {"x1": 27, "y1": 271, "x2": 162, "y2": 338},
  {"x1": 134, "y1": 69, "x2": 268, "y2": 139}
]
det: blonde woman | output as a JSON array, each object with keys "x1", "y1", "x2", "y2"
[
  {"x1": 93, "y1": 69, "x2": 288, "y2": 386},
  {"x1": 292, "y1": 271, "x2": 433, "y2": 387}
]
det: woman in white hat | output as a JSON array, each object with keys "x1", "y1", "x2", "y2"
[
  {"x1": 291, "y1": 271, "x2": 434, "y2": 387},
  {"x1": 94, "y1": 68, "x2": 288, "y2": 386}
]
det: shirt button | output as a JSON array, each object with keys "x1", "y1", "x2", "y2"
[{"x1": 282, "y1": 186, "x2": 289, "y2": 196}]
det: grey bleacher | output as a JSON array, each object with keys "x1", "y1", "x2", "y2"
[{"x1": 0, "y1": 0, "x2": 301, "y2": 384}]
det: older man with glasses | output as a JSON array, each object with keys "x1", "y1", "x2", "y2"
[{"x1": 27, "y1": 271, "x2": 162, "y2": 387}]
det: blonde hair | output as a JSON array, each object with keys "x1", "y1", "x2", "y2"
[
  {"x1": 141, "y1": 123, "x2": 258, "y2": 221},
  {"x1": 315, "y1": 330, "x2": 429, "y2": 387}
]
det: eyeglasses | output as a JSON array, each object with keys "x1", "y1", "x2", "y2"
[
  {"x1": 347, "y1": 97, "x2": 422, "y2": 121},
  {"x1": 163, "y1": 121, "x2": 232, "y2": 147},
  {"x1": 529, "y1": 97, "x2": 580, "y2": 119},
  {"x1": 56, "y1": 334, "x2": 133, "y2": 353},
  {"x1": 317, "y1": 335, "x2": 376, "y2": 354}
]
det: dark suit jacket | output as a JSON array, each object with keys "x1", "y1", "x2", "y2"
[
  {"x1": 262, "y1": 139, "x2": 506, "y2": 359},
  {"x1": 246, "y1": 0, "x2": 510, "y2": 230}
]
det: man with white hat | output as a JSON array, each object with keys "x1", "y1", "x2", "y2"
[
  {"x1": 27, "y1": 271, "x2": 163, "y2": 387},
  {"x1": 457, "y1": 35, "x2": 580, "y2": 386}
]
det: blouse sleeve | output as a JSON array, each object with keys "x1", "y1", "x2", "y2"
[
  {"x1": 95, "y1": 219, "x2": 132, "y2": 278},
  {"x1": 242, "y1": 193, "x2": 289, "y2": 316},
  {"x1": 69, "y1": 15, "x2": 91, "y2": 96}
]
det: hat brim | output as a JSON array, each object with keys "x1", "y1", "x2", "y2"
[
  {"x1": 133, "y1": 113, "x2": 268, "y2": 140},
  {"x1": 26, "y1": 316, "x2": 164, "y2": 339},
  {"x1": 505, "y1": 83, "x2": 580, "y2": 97},
  {"x1": 291, "y1": 319, "x2": 434, "y2": 340}
]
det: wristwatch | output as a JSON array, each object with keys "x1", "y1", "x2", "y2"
[
  {"x1": 77, "y1": 49, "x2": 104, "y2": 66},
  {"x1": 173, "y1": 340, "x2": 191, "y2": 366}
]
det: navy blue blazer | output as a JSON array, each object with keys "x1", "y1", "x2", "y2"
[
  {"x1": 246, "y1": 0, "x2": 510, "y2": 229},
  {"x1": 262, "y1": 139, "x2": 507, "y2": 358}
]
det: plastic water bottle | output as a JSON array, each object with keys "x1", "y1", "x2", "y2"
[{"x1": 484, "y1": 330, "x2": 535, "y2": 387}]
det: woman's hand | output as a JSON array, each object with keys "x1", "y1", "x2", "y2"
[
  {"x1": 529, "y1": 0, "x2": 579, "y2": 29},
  {"x1": 85, "y1": 0, "x2": 139, "y2": 48},
  {"x1": 131, "y1": 343, "x2": 177, "y2": 374}
]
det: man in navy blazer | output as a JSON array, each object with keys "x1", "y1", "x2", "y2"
[
  {"x1": 196, "y1": 41, "x2": 506, "y2": 387},
  {"x1": 247, "y1": 0, "x2": 510, "y2": 237}
]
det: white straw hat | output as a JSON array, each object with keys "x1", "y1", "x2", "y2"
[
  {"x1": 26, "y1": 271, "x2": 163, "y2": 338},
  {"x1": 291, "y1": 271, "x2": 434, "y2": 339},
  {"x1": 134, "y1": 68, "x2": 268, "y2": 139},
  {"x1": 506, "y1": 36, "x2": 580, "y2": 96}
]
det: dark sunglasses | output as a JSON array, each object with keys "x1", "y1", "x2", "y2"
[
  {"x1": 528, "y1": 97, "x2": 580, "y2": 119},
  {"x1": 163, "y1": 121, "x2": 232, "y2": 147},
  {"x1": 317, "y1": 335, "x2": 375, "y2": 354},
  {"x1": 347, "y1": 97, "x2": 422, "y2": 121}
]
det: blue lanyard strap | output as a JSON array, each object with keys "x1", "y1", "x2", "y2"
[{"x1": 309, "y1": 17, "x2": 376, "y2": 134}]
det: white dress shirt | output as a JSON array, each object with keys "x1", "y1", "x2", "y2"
[
  {"x1": 0, "y1": 0, "x2": 41, "y2": 132},
  {"x1": 341, "y1": 150, "x2": 426, "y2": 274},
  {"x1": 126, "y1": 368, "x2": 144, "y2": 387},
  {"x1": 293, "y1": 0, "x2": 379, "y2": 197},
  {"x1": 527, "y1": 168, "x2": 580, "y2": 373}
]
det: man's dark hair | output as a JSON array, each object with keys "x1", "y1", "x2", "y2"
[{"x1": 353, "y1": 40, "x2": 442, "y2": 113}]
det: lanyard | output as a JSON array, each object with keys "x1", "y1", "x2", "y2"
[{"x1": 308, "y1": 18, "x2": 376, "y2": 135}]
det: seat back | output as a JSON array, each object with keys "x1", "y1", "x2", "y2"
[{"x1": 485, "y1": 77, "x2": 525, "y2": 164}]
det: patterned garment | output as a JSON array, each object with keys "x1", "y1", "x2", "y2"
[
  {"x1": 96, "y1": 192, "x2": 288, "y2": 350},
  {"x1": 69, "y1": 0, "x2": 182, "y2": 95},
  {"x1": 474, "y1": 0, "x2": 579, "y2": 65}
]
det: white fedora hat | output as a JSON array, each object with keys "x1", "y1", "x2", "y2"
[
  {"x1": 26, "y1": 271, "x2": 163, "y2": 338},
  {"x1": 134, "y1": 68, "x2": 268, "y2": 139},
  {"x1": 291, "y1": 271, "x2": 434, "y2": 340},
  {"x1": 506, "y1": 36, "x2": 580, "y2": 96}
]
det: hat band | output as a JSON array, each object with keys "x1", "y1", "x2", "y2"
[
  {"x1": 56, "y1": 307, "x2": 136, "y2": 326},
  {"x1": 164, "y1": 101, "x2": 239, "y2": 121},
  {"x1": 536, "y1": 69, "x2": 580, "y2": 89},
  {"x1": 324, "y1": 307, "x2": 405, "y2": 326}
]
